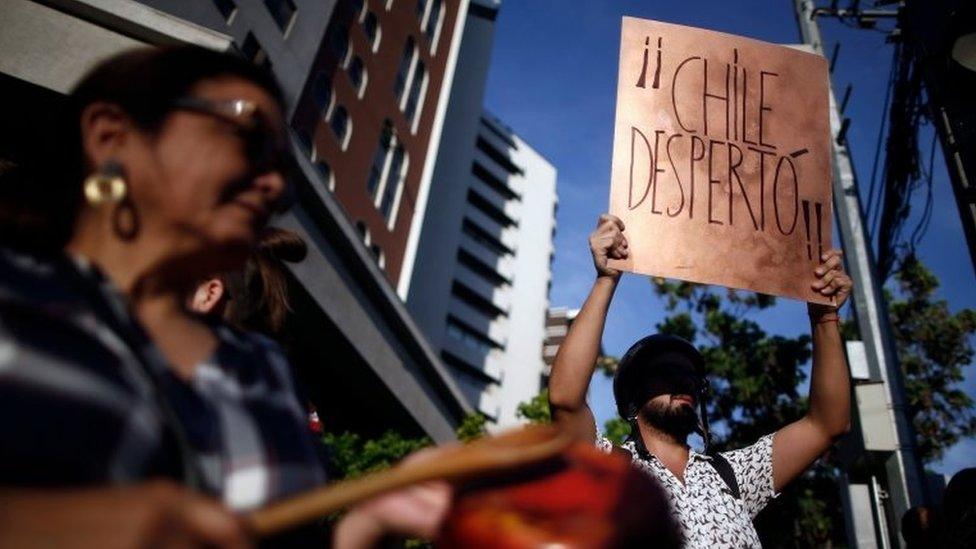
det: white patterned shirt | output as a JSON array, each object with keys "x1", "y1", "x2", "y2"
[{"x1": 597, "y1": 433, "x2": 778, "y2": 548}]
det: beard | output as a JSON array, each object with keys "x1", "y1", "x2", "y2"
[{"x1": 639, "y1": 399, "x2": 699, "y2": 439}]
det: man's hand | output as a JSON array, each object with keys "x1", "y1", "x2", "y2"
[
  {"x1": 0, "y1": 481, "x2": 250, "y2": 549},
  {"x1": 808, "y1": 248, "x2": 852, "y2": 319},
  {"x1": 589, "y1": 214, "x2": 629, "y2": 280}
]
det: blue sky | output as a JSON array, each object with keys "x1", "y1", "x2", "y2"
[{"x1": 480, "y1": 1, "x2": 975, "y2": 477}]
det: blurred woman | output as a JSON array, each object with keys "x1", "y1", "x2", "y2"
[
  {"x1": 188, "y1": 226, "x2": 307, "y2": 343},
  {"x1": 0, "y1": 46, "x2": 447, "y2": 548}
]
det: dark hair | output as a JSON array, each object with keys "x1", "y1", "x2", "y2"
[
  {"x1": 21, "y1": 45, "x2": 284, "y2": 251},
  {"x1": 224, "y1": 227, "x2": 307, "y2": 338}
]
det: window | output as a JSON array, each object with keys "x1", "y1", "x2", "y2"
[
  {"x1": 366, "y1": 123, "x2": 394, "y2": 197},
  {"x1": 452, "y1": 281, "x2": 507, "y2": 319},
  {"x1": 365, "y1": 122, "x2": 407, "y2": 225},
  {"x1": 314, "y1": 158, "x2": 334, "y2": 191},
  {"x1": 296, "y1": 128, "x2": 313, "y2": 154},
  {"x1": 394, "y1": 38, "x2": 416, "y2": 103},
  {"x1": 347, "y1": 56, "x2": 366, "y2": 96},
  {"x1": 369, "y1": 244, "x2": 385, "y2": 268},
  {"x1": 378, "y1": 145, "x2": 406, "y2": 221},
  {"x1": 424, "y1": 0, "x2": 443, "y2": 49},
  {"x1": 351, "y1": 0, "x2": 365, "y2": 18},
  {"x1": 403, "y1": 59, "x2": 427, "y2": 129},
  {"x1": 213, "y1": 0, "x2": 237, "y2": 23},
  {"x1": 330, "y1": 26, "x2": 350, "y2": 62},
  {"x1": 355, "y1": 220, "x2": 370, "y2": 244},
  {"x1": 462, "y1": 218, "x2": 514, "y2": 256},
  {"x1": 241, "y1": 32, "x2": 271, "y2": 70},
  {"x1": 362, "y1": 12, "x2": 381, "y2": 52},
  {"x1": 472, "y1": 162, "x2": 519, "y2": 201},
  {"x1": 330, "y1": 106, "x2": 350, "y2": 150},
  {"x1": 467, "y1": 189, "x2": 517, "y2": 227},
  {"x1": 311, "y1": 71, "x2": 333, "y2": 111},
  {"x1": 264, "y1": 0, "x2": 297, "y2": 34}
]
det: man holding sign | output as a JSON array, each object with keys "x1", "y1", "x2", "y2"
[
  {"x1": 548, "y1": 17, "x2": 853, "y2": 548},
  {"x1": 549, "y1": 215, "x2": 851, "y2": 547}
]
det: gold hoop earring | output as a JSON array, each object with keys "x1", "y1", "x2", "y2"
[{"x1": 83, "y1": 161, "x2": 127, "y2": 206}]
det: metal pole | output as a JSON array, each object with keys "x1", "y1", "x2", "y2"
[{"x1": 792, "y1": 0, "x2": 927, "y2": 546}]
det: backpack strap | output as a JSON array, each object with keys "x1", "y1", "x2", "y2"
[{"x1": 708, "y1": 452, "x2": 741, "y2": 500}]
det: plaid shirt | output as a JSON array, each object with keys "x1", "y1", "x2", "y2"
[{"x1": 0, "y1": 249, "x2": 324, "y2": 510}]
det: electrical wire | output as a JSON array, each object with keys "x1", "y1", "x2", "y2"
[
  {"x1": 865, "y1": 45, "x2": 899, "y2": 236},
  {"x1": 908, "y1": 129, "x2": 938, "y2": 249}
]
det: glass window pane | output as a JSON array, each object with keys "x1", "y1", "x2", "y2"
[
  {"x1": 425, "y1": 0, "x2": 442, "y2": 41},
  {"x1": 366, "y1": 125, "x2": 393, "y2": 197},
  {"x1": 347, "y1": 57, "x2": 364, "y2": 90},
  {"x1": 213, "y1": 0, "x2": 237, "y2": 22},
  {"x1": 312, "y1": 72, "x2": 332, "y2": 110},
  {"x1": 404, "y1": 60, "x2": 426, "y2": 121},
  {"x1": 363, "y1": 13, "x2": 378, "y2": 45},
  {"x1": 394, "y1": 38, "x2": 415, "y2": 101},
  {"x1": 263, "y1": 0, "x2": 296, "y2": 32},
  {"x1": 380, "y1": 145, "x2": 405, "y2": 218},
  {"x1": 330, "y1": 106, "x2": 348, "y2": 141},
  {"x1": 330, "y1": 26, "x2": 349, "y2": 61}
]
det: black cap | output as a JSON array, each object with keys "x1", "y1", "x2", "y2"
[{"x1": 612, "y1": 334, "x2": 705, "y2": 420}]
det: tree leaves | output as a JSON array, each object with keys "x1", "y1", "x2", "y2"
[{"x1": 889, "y1": 254, "x2": 976, "y2": 462}]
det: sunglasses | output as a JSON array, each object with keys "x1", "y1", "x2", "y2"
[{"x1": 172, "y1": 97, "x2": 285, "y2": 174}]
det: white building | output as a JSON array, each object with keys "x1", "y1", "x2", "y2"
[{"x1": 403, "y1": 0, "x2": 558, "y2": 427}]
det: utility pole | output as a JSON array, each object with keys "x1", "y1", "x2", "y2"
[{"x1": 791, "y1": 1, "x2": 927, "y2": 547}]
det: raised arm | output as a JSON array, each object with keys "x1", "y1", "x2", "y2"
[
  {"x1": 771, "y1": 249, "x2": 853, "y2": 492},
  {"x1": 548, "y1": 214, "x2": 629, "y2": 442}
]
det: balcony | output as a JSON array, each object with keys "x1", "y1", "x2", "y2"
[
  {"x1": 447, "y1": 294, "x2": 509, "y2": 346},
  {"x1": 474, "y1": 148, "x2": 524, "y2": 198},
  {"x1": 441, "y1": 335, "x2": 502, "y2": 383},
  {"x1": 454, "y1": 265, "x2": 512, "y2": 312},
  {"x1": 457, "y1": 236, "x2": 515, "y2": 280},
  {"x1": 471, "y1": 161, "x2": 520, "y2": 202},
  {"x1": 463, "y1": 208, "x2": 519, "y2": 253}
]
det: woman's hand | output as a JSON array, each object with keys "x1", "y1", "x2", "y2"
[
  {"x1": 808, "y1": 248, "x2": 853, "y2": 320},
  {"x1": 589, "y1": 214, "x2": 629, "y2": 281},
  {"x1": 0, "y1": 481, "x2": 250, "y2": 549},
  {"x1": 333, "y1": 447, "x2": 454, "y2": 548}
]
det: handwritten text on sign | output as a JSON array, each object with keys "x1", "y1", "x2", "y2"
[{"x1": 608, "y1": 17, "x2": 833, "y2": 304}]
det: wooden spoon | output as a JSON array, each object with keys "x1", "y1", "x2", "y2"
[{"x1": 245, "y1": 424, "x2": 574, "y2": 537}]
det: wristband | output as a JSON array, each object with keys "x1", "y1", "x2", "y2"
[{"x1": 810, "y1": 313, "x2": 840, "y2": 324}]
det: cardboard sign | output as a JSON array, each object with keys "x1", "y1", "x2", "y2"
[{"x1": 608, "y1": 17, "x2": 833, "y2": 304}]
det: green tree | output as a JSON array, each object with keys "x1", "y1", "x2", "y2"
[
  {"x1": 603, "y1": 416, "x2": 632, "y2": 445},
  {"x1": 456, "y1": 412, "x2": 488, "y2": 442},
  {"x1": 597, "y1": 355, "x2": 620, "y2": 376},
  {"x1": 887, "y1": 254, "x2": 976, "y2": 462},
  {"x1": 322, "y1": 430, "x2": 432, "y2": 480},
  {"x1": 516, "y1": 388, "x2": 551, "y2": 424}
]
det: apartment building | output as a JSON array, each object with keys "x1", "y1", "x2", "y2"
[{"x1": 405, "y1": 0, "x2": 559, "y2": 427}]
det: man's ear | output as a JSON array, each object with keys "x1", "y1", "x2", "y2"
[{"x1": 79, "y1": 102, "x2": 131, "y2": 169}]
